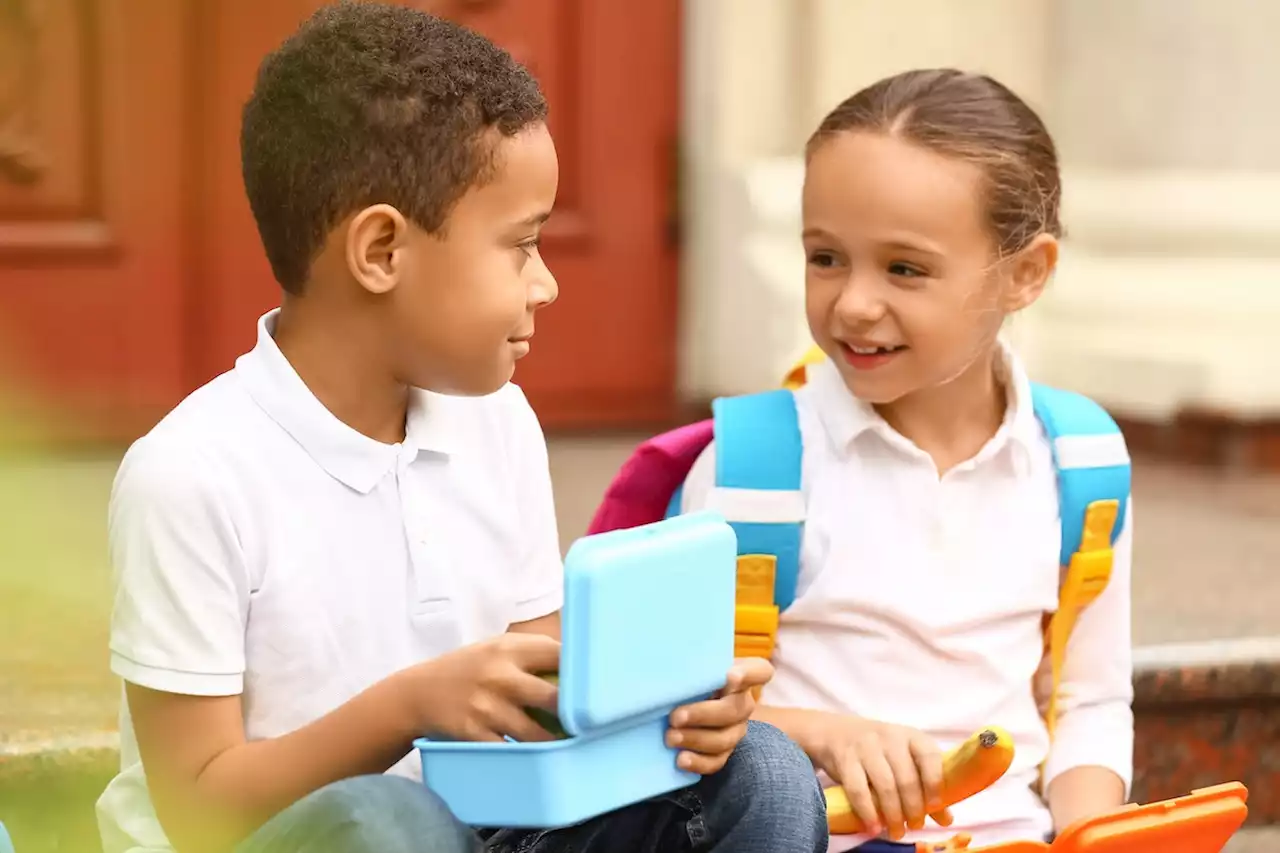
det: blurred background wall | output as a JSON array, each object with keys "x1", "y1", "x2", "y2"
[
  {"x1": 681, "y1": 0, "x2": 1280, "y2": 430},
  {"x1": 5, "y1": 0, "x2": 1280, "y2": 448}
]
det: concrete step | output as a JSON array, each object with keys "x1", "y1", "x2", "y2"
[
  {"x1": 1227, "y1": 827, "x2": 1280, "y2": 852},
  {"x1": 1130, "y1": 638, "x2": 1280, "y2": 825}
]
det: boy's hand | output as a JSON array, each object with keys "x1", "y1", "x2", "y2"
[
  {"x1": 816, "y1": 716, "x2": 951, "y2": 841},
  {"x1": 664, "y1": 657, "x2": 774, "y2": 775},
  {"x1": 410, "y1": 632, "x2": 562, "y2": 743}
]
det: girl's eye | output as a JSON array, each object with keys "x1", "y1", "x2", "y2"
[
  {"x1": 888, "y1": 262, "x2": 925, "y2": 278},
  {"x1": 807, "y1": 251, "x2": 839, "y2": 268},
  {"x1": 518, "y1": 238, "x2": 540, "y2": 256}
]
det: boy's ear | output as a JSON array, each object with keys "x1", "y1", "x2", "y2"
[
  {"x1": 345, "y1": 204, "x2": 409, "y2": 295},
  {"x1": 1002, "y1": 233, "x2": 1058, "y2": 313}
]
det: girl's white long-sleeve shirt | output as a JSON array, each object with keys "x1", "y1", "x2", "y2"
[{"x1": 681, "y1": 349, "x2": 1134, "y2": 850}]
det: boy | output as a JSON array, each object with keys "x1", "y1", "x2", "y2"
[{"x1": 95, "y1": 4, "x2": 827, "y2": 853}]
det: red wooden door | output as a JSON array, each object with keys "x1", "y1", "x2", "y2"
[
  {"x1": 0, "y1": 0, "x2": 679, "y2": 441},
  {"x1": 0, "y1": 0, "x2": 189, "y2": 440},
  {"x1": 190, "y1": 0, "x2": 682, "y2": 430}
]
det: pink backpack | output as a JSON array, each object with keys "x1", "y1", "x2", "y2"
[{"x1": 587, "y1": 420, "x2": 714, "y2": 534}]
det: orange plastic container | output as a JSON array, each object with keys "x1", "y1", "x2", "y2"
[{"x1": 959, "y1": 782, "x2": 1249, "y2": 853}]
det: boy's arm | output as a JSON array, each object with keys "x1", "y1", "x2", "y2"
[
  {"x1": 510, "y1": 611, "x2": 560, "y2": 640},
  {"x1": 128, "y1": 675, "x2": 423, "y2": 853},
  {"x1": 110, "y1": 443, "x2": 425, "y2": 853},
  {"x1": 1042, "y1": 501, "x2": 1136, "y2": 831}
]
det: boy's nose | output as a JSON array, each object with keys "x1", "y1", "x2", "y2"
[{"x1": 530, "y1": 261, "x2": 558, "y2": 309}]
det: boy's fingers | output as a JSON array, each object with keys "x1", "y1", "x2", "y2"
[
  {"x1": 725, "y1": 657, "x2": 773, "y2": 692},
  {"x1": 929, "y1": 807, "x2": 955, "y2": 827},
  {"x1": 489, "y1": 701, "x2": 558, "y2": 744},
  {"x1": 670, "y1": 691, "x2": 753, "y2": 728},
  {"x1": 667, "y1": 721, "x2": 744, "y2": 756},
  {"x1": 503, "y1": 633, "x2": 562, "y2": 672},
  {"x1": 675, "y1": 748, "x2": 731, "y2": 776},
  {"x1": 501, "y1": 670, "x2": 559, "y2": 711}
]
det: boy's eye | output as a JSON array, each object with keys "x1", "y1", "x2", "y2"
[
  {"x1": 807, "y1": 251, "x2": 839, "y2": 268},
  {"x1": 517, "y1": 238, "x2": 541, "y2": 257}
]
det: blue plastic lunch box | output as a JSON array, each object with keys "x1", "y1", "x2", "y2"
[{"x1": 414, "y1": 511, "x2": 738, "y2": 829}]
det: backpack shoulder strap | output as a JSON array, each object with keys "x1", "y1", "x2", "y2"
[
  {"x1": 1031, "y1": 382, "x2": 1131, "y2": 563},
  {"x1": 698, "y1": 390, "x2": 804, "y2": 661},
  {"x1": 1031, "y1": 382, "x2": 1131, "y2": 739}
]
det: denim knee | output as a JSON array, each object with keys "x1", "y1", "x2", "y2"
[
  {"x1": 243, "y1": 774, "x2": 480, "y2": 853},
  {"x1": 719, "y1": 721, "x2": 827, "y2": 838}
]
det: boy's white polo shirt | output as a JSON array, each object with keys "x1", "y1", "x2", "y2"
[{"x1": 97, "y1": 310, "x2": 564, "y2": 853}]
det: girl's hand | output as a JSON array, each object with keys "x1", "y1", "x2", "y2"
[{"x1": 815, "y1": 715, "x2": 952, "y2": 840}]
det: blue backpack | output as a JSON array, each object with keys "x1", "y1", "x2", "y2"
[{"x1": 588, "y1": 352, "x2": 1131, "y2": 740}]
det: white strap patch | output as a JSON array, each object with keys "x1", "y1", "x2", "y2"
[
  {"x1": 1054, "y1": 433, "x2": 1130, "y2": 470},
  {"x1": 704, "y1": 487, "x2": 806, "y2": 524}
]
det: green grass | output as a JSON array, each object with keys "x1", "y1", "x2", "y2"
[
  {"x1": 0, "y1": 750, "x2": 116, "y2": 853},
  {"x1": 0, "y1": 443, "x2": 122, "y2": 853},
  {"x1": 0, "y1": 452, "x2": 120, "y2": 739}
]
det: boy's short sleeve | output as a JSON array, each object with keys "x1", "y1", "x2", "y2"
[
  {"x1": 108, "y1": 438, "x2": 251, "y2": 697},
  {"x1": 504, "y1": 386, "x2": 564, "y2": 624}
]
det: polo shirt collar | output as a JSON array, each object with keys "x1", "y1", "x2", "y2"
[
  {"x1": 808, "y1": 339, "x2": 1040, "y2": 476},
  {"x1": 235, "y1": 309, "x2": 454, "y2": 493}
]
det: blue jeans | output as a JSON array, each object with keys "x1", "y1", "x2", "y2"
[{"x1": 236, "y1": 721, "x2": 826, "y2": 853}]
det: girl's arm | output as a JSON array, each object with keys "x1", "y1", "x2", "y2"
[
  {"x1": 750, "y1": 705, "x2": 837, "y2": 764},
  {"x1": 1041, "y1": 501, "x2": 1136, "y2": 832}
]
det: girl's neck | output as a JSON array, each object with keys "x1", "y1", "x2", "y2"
[
  {"x1": 273, "y1": 295, "x2": 410, "y2": 446},
  {"x1": 874, "y1": 346, "x2": 1007, "y2": 476}
]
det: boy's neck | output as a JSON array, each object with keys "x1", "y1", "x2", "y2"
[
  {"x1": 874, "y1": 346, "x2": 1006, "y2": 477},
  {"x1": 273, "y1": 295, "x2": 410, "y2": 445}
]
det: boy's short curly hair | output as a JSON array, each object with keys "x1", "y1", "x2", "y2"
[{"x1": 240, "y1": 1, "x2": 548, "y2": 293}]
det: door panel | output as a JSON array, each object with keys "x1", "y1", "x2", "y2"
[
  {"x1": 0, "y1": 0, "x2": 681, "y2": 439},
  {"x1": 192, "y1": 0, "x2": 682, "y2": 429},
  {"x1": 0, "y1": 0, "x2": 187, "y2": 439}
]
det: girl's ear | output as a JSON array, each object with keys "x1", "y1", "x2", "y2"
[{"x1": 1002, "y1": 233, "x2": 1058, "y2": 313}]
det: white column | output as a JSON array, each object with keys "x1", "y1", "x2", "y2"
[
  {"x1": 1027, "y1": 0, "x2": 1280, "y2": 418},
  {"x1": 680, "y1": 0, "x2": 1054, "y2": 399},
  {"x1": 678, "y1": 0, "x2": 810, "y2": 399}
]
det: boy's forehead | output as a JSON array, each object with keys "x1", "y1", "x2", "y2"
[{"x1": 464, "y1": 124, "x2": 558, "y2": 220}]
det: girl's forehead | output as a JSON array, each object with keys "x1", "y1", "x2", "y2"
[{"x1": 802, "y1": 131, "x2": 988, "y2": 250}]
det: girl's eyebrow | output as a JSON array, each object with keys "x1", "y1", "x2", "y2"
[{"x1": 802, "y1": 226, "x2": 945, "y2": 258}]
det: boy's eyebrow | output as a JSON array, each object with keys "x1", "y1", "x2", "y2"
[{"x1": 515, "y1": 211, "x2": 552, "y2": 228}]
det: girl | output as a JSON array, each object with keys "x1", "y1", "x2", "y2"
[{"x1": 680, "y1": 69, "x2": 1134, "y2": 851}]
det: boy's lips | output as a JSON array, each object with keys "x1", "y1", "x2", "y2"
[{"x1": 509, "y1": 334, "x2": 533, "y2": 357}]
